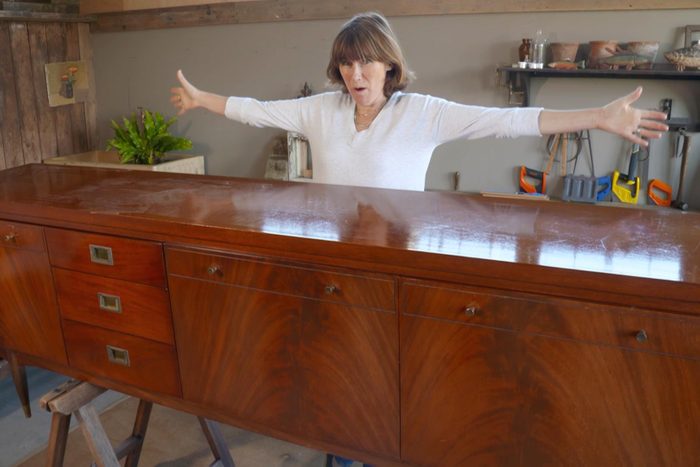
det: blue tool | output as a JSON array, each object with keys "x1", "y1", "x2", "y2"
[{"x1": 596, "y1": 175, "x2": 611, "y2": 201}]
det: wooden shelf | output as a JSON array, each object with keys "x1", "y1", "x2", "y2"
[
  {"x1": 0, "y1": 11, "x2": 93, "y2": 23},
  {"x1": 498, "y1": 65, "x2": 700, "y2": 106}
]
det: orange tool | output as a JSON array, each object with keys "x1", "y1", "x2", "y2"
[
  {"x1": 647, "y1": 179, "x2": 672, "y2": 207},
  {"x1": 519, "y1": 166, "x2": 546, "y2": 194}
]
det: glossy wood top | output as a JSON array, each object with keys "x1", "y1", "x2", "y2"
[{"x1": 1, "y1": 164, "x2": 698, "y2": 310}]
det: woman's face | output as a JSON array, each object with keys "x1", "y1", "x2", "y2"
[{"x1": 339, "y1": 59, "x2": 391, "y2": 108}]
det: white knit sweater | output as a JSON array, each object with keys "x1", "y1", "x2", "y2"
[{"x1": 225, "y1": 91, "x2": 542, "y2": 191}]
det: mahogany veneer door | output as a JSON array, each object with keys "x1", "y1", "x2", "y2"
[
  {"x1": 170, "y1": 277, "x2": 298, "y2": 433},
  {"x1": 400, "y1": 281, "x2": 700, "y2": 466},
  {"x1": 298, "y1": 299, "x2": 398, "y2": 457},
  {"x1": 167, "y1": 248, "x2": 399, "y2": 459},
  {"x1": 0, "y1": 221, "x2": 66, "y2": 364}
]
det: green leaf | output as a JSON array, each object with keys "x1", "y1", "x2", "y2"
[{"x1": 106, "y1": 109, "x2": 192, "y2": 165}]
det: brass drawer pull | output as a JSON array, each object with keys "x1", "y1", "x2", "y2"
[
  {"x1": 89, "y1": 244, "x2": 114, "y2": 265},
  {"x1": 97, "y1": 292, "x2": 122, "y2": 314},
  {"x1": 324, "y1": 284, "x2": 338, "y2": 295},
  {"x1": 207, "y1": 265, "x2": 221, "y2": 276},
  {"x1": 106, "y1": 345, "x2": 130, "y2": 367},
  {"x1": 635, "y1": 329, "x2": 648, "y2": 343},
  {"x1": 3, "y1": 233, "x2": 16, "y2": 243},
  {"x1": 463, "y1": 305, "x2": 478, "y2": 317}
]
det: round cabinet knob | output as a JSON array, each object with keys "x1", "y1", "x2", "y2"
[
  {"x1": 463, "y1": 305, "x2": 478, "y2": 317},
  {"x1": 3, "y1": 233, "x2": 16, "y2": 243},
  {"x1": 324, "y1": 285, "x2": 338, "y2": 295},
  {"x1": 635, "y1": 329, "x2": 648, "y2": 343},
  {"x1": 207, "y1": 265, "x2": 221, "y2": 276}
]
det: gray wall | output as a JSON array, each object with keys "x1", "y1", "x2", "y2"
[{"x1": 92, "y1": 9, "x2": 700, "y2": 205}]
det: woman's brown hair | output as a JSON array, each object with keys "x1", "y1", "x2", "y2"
[{"x1": 326, "y1": 12, "x2": 413, "y2": 97}]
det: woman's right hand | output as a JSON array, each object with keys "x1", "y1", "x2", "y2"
[
  {"x1": 170, "y1": 69, "x2": 199, "y2": 115},
  {"x1": 170, "y1": 70, "x2": 228, "y2": 116}
]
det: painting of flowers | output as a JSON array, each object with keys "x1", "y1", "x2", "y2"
[{"x1": 45, "y1": 60, "x2": 88, "y2": 107}]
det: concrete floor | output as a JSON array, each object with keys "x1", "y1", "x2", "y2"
[
  {"x1": 0, "y1": 367, "x2": 125, "y2": 467},
  {"x1": 1, "y1": 368, "x2": 358, "y2": 467}
]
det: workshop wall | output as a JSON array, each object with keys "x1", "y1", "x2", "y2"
[
  {"x1": 0, "y1": 21, "x2": 94, "y2": 168},
  {"x1": 91, "y1": 9, "x2": 700, "y2": 206}
]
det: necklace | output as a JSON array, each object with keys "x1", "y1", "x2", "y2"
[{"x1": 354, "y1": 100, "x2": 387, "y2": 125}]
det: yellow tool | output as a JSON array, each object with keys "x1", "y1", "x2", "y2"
[
  {"x1": 612, "y1": 170, "x2": 640, "y2": 204},
  {"x1": 612, "y1": 143, "x2": 641, "y2": 204}
]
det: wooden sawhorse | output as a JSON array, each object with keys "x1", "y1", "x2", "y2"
[{"x1": 40, "y1": 380, "x2": 235, "y2": 467}]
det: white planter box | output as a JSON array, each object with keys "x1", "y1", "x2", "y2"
[{"x1": 44, "y1": 151, "x2": 205, "y2": 175}]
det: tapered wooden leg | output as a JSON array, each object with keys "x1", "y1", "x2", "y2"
[
  {"x1": 123, "y1": 400, "x2": 153, "y2": 467},
  {"x1": 198, "y1": 417, "x2": 235, "y2": 467},
  {"x1": 8, "y1": 352, "x2": 31, "y2": 418},
  {"x1": 45, "y1": 412, "x2": 71, "y2": 467}
]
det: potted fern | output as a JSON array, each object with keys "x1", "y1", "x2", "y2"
[
  {"x1": 44, "y1": 108, "x2": 204, "y2": 174},
  {"x1": 107, "y1": 109, "x2": 192, "y2": 165}
]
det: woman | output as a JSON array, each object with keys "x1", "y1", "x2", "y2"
[
  {"x1": 171, "y1": 12, "x2": 667, "y2": 192},
  {"x1": 171, "y1": 11, "x2": 667, "y2": 467}
]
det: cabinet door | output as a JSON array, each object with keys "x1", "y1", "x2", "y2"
[
  {"x1": 0, "y1": 222, "x2": 66, "y2": 364},
  {"x1": 401, "y1": 285, "x2": 700, "y2": 466},
  {"x1": 170, "y1": 276, "x2": 399, "y2": 458},
  {"x1": 170, "y1": 276, "x2": 299, "y2": 434},
  {"x1": 299, "y1": 300, "x2": 399, "y2": 457}
]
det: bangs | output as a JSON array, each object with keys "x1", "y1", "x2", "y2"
[{"x1": 332, "y1": 27, "x2": 383, "y2": 64}]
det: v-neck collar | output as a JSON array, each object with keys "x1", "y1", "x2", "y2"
[{"x1": 350, "y1": 92, "x2": 397, "y2": 134}]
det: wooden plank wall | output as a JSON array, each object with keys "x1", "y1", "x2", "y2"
[
  {"x1": 0, "y1": 21, "x2": 95, "y2": 169},
  {"x1": 85, "y1": 0, "x2": 700, "y2": 33}
]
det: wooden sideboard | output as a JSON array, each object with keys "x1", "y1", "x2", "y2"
[{"x1": 1, "y1": 164, "x2": 699, "y2": 465}]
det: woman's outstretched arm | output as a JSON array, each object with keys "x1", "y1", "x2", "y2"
[
  {"x1": 170, "y1": 69, "x2": 227, "y2": 116},
  {"x1": 538, "y1": 86, "x2": 669, "y2": 147}
]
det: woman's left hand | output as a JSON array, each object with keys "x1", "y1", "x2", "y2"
[{"x1": 598, "y1": 86, "x2": 669, "y2": 146}]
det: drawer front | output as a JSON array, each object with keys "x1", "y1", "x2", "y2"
[
  {"x1": 401, "y1": 280, "x2": 700, "y2": 359},
  {"x1": 0, "y1": 220, "x2": 45, "y2": 252},
  {"x1": 166, "y1": 247, "x2": 395, "y2": 311},
  {"x1": 46, "y1": 228, "x2": 165, "y2": 287},
  {"x1": 54, "y1": 268, "x2": 174, "y2": 345},
  {"x1": 63, "y1": 319, "x2": 181, "y2": 397}
]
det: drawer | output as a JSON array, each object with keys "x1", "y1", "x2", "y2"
[
  {"x1": 54, "y1": 268, "x2": 174, "y2": 345},
  {"x1": 46, "y1": 228, "x2": 165, "y2": 287},
  {"x1": 166, "y1": 247, "x2": 395, "y2": 311},
  {"x1": 63, "y1": 319, "x2": 181, "y2": 397},
  {"x1": 401, "y1": 280, "x2": 700, "y2": 359},
  {"x1": 0, "y1": 220, "x2": 45, "y2": 252}
]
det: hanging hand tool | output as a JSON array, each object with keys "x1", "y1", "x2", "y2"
[
  {"x1": 559, "y1": 131, "x2": 597, "y2": 203},
  {"x1": 560, "y1": 135, "x2": 568, "y2": 176},
  {"x1": 612, "y1": 143, "x2": 641, "y2": 204},
  {"x1": 519, "y1": 166, "x2": 546, "y2": 194},
  {"x1": 671, "y1": 129, "x2": 692, "y2": 211},
  {"x1": 648, "y1": 179, "x2": 673, "y2": 207},
  {"x1": 596, "y1": 175, "x2": 612, "y2": 201}
]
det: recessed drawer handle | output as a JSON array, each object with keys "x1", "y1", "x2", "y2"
[
  {"x1": 3, "y1": 233, "x2": 16, "y2": 243},
  {"x1": 463, "y1": 305, "x2": 479, "y2": 317},
  {"x1": 324, "y1": 284, "x2": 338, "y2": 295},
  {"x1": 97, "y1": 293, "x2": 122, "y2": 314},
  {"x1": 89, "y1": 244, "x2": 114, "y2": 265},
  {"x1": 106, "y1": 345, "x2": 130, "y2": 367},
  {"x1": 635, "y1": 329, "x2": 648, "y2": 343}
]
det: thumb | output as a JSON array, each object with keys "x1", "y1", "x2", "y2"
[
  {"x1": 177, "y1": 69, "x2": 193, "y2": 91},
  {"x1": 624, "y1": 86, "x2": 643, "y2": 104}
]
